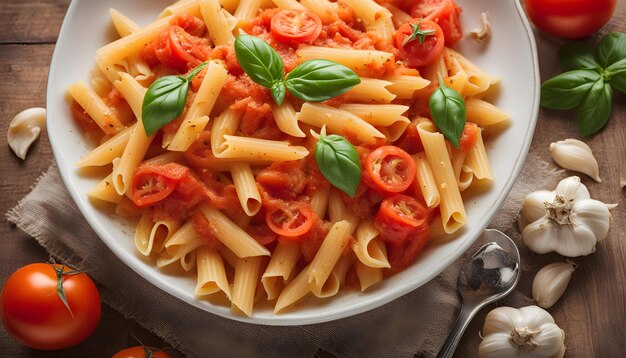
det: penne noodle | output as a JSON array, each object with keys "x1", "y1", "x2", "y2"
[
  {"x1": 344, "y1": 78, "x2": 396, "y2": 103},
  {"x1": 109, "y1": 9, "x2": 140, "y2": 37},
  {"x1": 412, "y1": 152, "x2": 441, "y2": 208},
  {"x1": 355, "y1": 261, "x2": 383, "y2": 291},
  {"x1": 384, "y1": 74, "x2": 431, "y2": 99},
  {"x1": 231, "y1": 256, "x2": 265, "y2": 317},
  {"x1": 465, "y1": 98, "x2": 511, "y2": 126},
  {"x1": 272, "y1": 0, "x2": 306, "y2": 10},
  {"x1": 297, "y1": 46, "x2": 393, "y2": 74},
  {"x1": 229, "y1": 162, "x2": 262, "y2": 216},
  {"x1": 272, "y1": 101, "x2": 305, "y2": 138},
  {"x1": 218, "y1": 135, "x2": 309, "y2": 161},
  {"x1": 274, "y1": 264, "x2": 311, "y2": 313},
  {"x1": 353, "y1": 219, "x2": 390, "y2": 269},
  {"x1": 261, "y1": 241, "x2": 301, "y2": 300},
  {"x1": 211, "y1": 108, "x2": 243, "y2": 156},
  {"x1": 88, "y1": 174, "x2": 124, "y2": 204},
  {"x1": 307, "y1": 220, "x2": 352, "y2": 296},
  {"x1": 196, "y1": 246, "x2": 231, "y2": 298},
  {"x1": 67, "y1": 81, "x2": 124, "y2": 135}
]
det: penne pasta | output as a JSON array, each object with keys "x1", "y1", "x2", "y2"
[
  {"x1": 218, "y1": 135, "x2": 309, "y2": 161},
  {"x1": 384, "y1": 74, "x2": 431, "y2": 99},
  {"x1": 296, "y1": 46, "x2": 393, "y2": 74},
  {"x1": 412, "y1": 152, "x2": 441, "y2": 208},
  {"x1": 261, "y1": 240, "x2": 301, "y2": 300},
  {"x1": 109, "y1": 9, "x2": 140, "y2": 37},
  {"x1": 272, "y1": 101, "x2": 305, "y2": 137},
  {"x1": 211, "y1": 108, "x2": 243, "y2": 156},
  {"x1": 229, "y1": 162, "x2": 262, "y2": 216},
  {"x1": 307, "y1": 220, "x2": 352, "y2": 296},
  {"x1": 344, "y1": 78, "x2": 396, "y2": 103},
  {"x1": 465, "y1": 98, "x2": 511, "y2": 126},
  {"x1": 231, "y1": 256, "x2": 265, "y2": 317},
  {"x1": 200, "y1": 0, "x2": 236, "y2": 45},
  {"x1": 355, "y1": 261, "x2": 383, "y2": 291},
  {"x1": 196, "y1": 246, "x2": 231, "y2": 298},
  {"x1": 353, "y1": 219, "x2": 390, "y2": 269},
  {"x1": 67, "y1": 81, "x2": 124, "y2": 135}
]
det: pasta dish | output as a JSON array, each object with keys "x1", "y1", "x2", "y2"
[{"x1": 68, "y1": 0, "x2": 510, "y2": 316}]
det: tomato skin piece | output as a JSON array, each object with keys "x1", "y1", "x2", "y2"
[
  {"x1": 271, "y1": 10, "x2": 323, "y2": 45},
  {"x1": 112, "y1": 346, "x2": 171, "y2": 358},
  {"x1": 131, "y1": 163, "x2": 190, "y2": 207},
  {"x1": 386, "y1": 224, "x2": 430, "y2": 274},
  {"x1": 411, "y1": 0, "x2": 463, "y2": 46},
  {"x1": 523, "y1": 0, "x2": 615, "y2": 39},
  {"x1": 154, "y1": 25, "x2": 210, "y2": 72},
  {"x1": 266, "y1": 203, "x2": 317, "y2": 238},
  {"x1": 0, "y1": 263, "x2": 101, "y2": 350},
  {"x1": 375, "y1": 194, "x2": 429, "y2": 246},
  {"x1": 459, "y1": 122, "x2": 479, "y2": 151},
  {"x1": 365, "y1": 146, "x2": 417, "y2": 193},
  {"x1": 395, "y1": 18, "x2": 445, "y2": 68}
]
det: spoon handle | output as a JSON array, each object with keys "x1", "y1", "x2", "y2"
[{"x1": 436, "y1": 303, "x2": 480, "y2": 358}]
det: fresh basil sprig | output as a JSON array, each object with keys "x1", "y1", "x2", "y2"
[
  {"x1": 142, "y1": 62, "x2": 208, "y2": 136},
  {"x1": 429, "y1": 75, "x2": 466, "y2": 147},
  {"x1": 541, "y1": 32, "x2": 626, "y2": 137},
  {"x1": 234, "y1": 34, "x2": 360, "y2": 105},
  {"x1": 315, "y1": 130, "x2": 361, "y2": 198}
]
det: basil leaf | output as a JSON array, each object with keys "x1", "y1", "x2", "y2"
[
  {"x1": 429, "y1": 77, "x2": 466, "y2": 148},
  {"x1": 142, "y1": 76, "x2": 188, "y2": 136},
  {"x1": 271, "y1": 81, "x2": 286, "y2": 105},
  {"x1": 184, "y1": 61, "x2": 209, "y2": 81},
  {"x1": 540, "y1": 70, "x2": 601, "y2": 110},
  {"x1": 558, "y1": 42, "x2": 601, "y2": 71},
  {"x1": 234, "y1": 34, "x2": 284, "y2": 88},
  {"x1": 315, "y1": 134, "x2": 361, "y2": 197},
  {"x1": 578, "y1": 78, "x2": 612, "y2": 137},
  {"x1": 596, "y1": 32, "x2": 626, "y2": 69},
  {"x1": 285, "y1": 60, "x2": 361, "y2": 102}
]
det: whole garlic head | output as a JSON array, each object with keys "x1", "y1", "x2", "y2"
[
  {"x1": 550, "y1": 139, "x2": 601, "y2": 182},
  {"x1": 479, "y1": 305, "x2": 565, "y2": 358},
  {"x1": 520, "y1": 176, "x2": 615, "y2": 257},
  {"x1": 532, "y1": 262, "x2": 576, "y2": 309},
  {"x1": 8, "y1": 107, "x2": 46, "y2": 160}
]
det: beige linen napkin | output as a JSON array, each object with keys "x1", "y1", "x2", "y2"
[{"x1": 6, "y1": 147, "x2": 561, "y2": 358}]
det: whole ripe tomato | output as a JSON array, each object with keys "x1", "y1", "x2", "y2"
[
  {"x1": 112, "y1": 346, "x2": 171, "y2": 358},
  {"x1": 0, "y1": 263, "x2": 101, "y2": 350},
  {"x1": 523, "y1": 0, "x2": 616, "y2": 39}
]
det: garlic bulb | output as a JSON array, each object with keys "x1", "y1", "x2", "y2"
[
  {"x1": 550, "y1": 139, "x2": 601, "y2": 182},
  {"x1": 520, "y1": 176, "x2": 616, "y2": 257},
  {"x1": 532, "y1": 262, "x2": 576, "y2": 309},
  {"x1": 479, "y1": 305, "x2": 565, "y2": 358},
  {"x1": 7, "y1": 107, "x2": 46, "y2": 160}
]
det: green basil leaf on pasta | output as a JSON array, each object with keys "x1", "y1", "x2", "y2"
[
  {"x1": 578, "y1": 79, "x2": 612, "y2": 137},
  {"x1": 596, "y1": 32, "x2": 626, "y2": 69},
  {"x1": 184, "y1": 61, "x2": 209, "y2": 81},
  {"x1": 285, "y1": 60, "x2": 361, "y2": 102},
  {"x1": 271, "y1": 81, "x2": 286, "y2": 106},
  {"x1": 429, "y1": 76, "x2": 466, "y2": 148},
  {"x1": 234, "y1": 34, "x2": 284, "y2": 89},
  {"x1": 315, "y1": 134, "x2": 361, "y2": 197},
  {"x1": 558, "y1": 42, "x2": 601, "y2": 71},
  {"x1": 540, "y1": 70, "x2": 601, "y2": 110},
  {"x1": 142, "y1": 76, "x2": 188, "y2": 136}
]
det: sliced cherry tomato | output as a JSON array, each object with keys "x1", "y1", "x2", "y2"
[
  {"x1": 271, "y1": 10, "x2": 322, "y2": 45},
  {"x1": 386, "y1": 224, "x2": 430, "y2": 274},
  {"x1": 459, "y1": 122, "x2": 479, "y2": 151},
  {"x1": 523, "y1": 0, "x2": 615, "y2": 39},
  {"x1": 0, "y1": 263, "x2": 101, "y2": 350},
  {"x1": 266, "y1": 202, "x2": 317, "y2": 237},
  {"x1": 155, "y1": 25, "x2": 210, "y2": 72},
  {"x1": 365, "y1": 146, "x2": 416, "y2": 193},
  {"x1": 112, "y1": 346, "x2": 171, "y2": 358},
  {"x1": 411, "y1": 0, "x2": 463, "y2": 46},
  {"x1": 131, "y1": 163, "x2": 189, "y2": 207},
  {"x1": 375, "y1": 194, "x2": 429, "y2": 246},
  {"x1": 395, "y1": 18, "x2": 445, "y2": 68}
]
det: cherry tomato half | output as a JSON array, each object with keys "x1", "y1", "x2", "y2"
[
  {"x1": 155, "y1": 25, "x2": 210, "y2": 72},
  {"x1": 131, "y1": 163, "x2": 189, "y2": 207},
  {"x1": 375, "y1": 194, "x2": 429, "y2": 246},
  {"x1": 271, "y1": 10, "x2": 323, "y2": 45},
  {"x1": 523, "y1": 0, "x2": 616, "y2": 39},
  {"x1": 459, "y1": 122, "x2": 479, "y2": 151},
  {"x1": 386, "y1": 224, "x2": 430, "y2": 274},
  {"x1": 112, "y1": 346, "x2": 171, "y2": 358},
  {"x1": 395, "y1": 19, "x2": 445, "y2": 68},
  {"x1": 0, "y1": 263, "x2": 101, "y2": 350},
  {"x1": 365, "y1": 146, "x2": 416, "y2": 193},
  {"x1": 266, "y1": 203, "x2": 317, "y2": 237},
  {"x1": 411, "y1": 0, "x2": 463, "y2": 46}
]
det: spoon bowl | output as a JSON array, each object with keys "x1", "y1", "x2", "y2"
[{"x1": 437, "y1": 229, "x2": 521, "y2": 358}]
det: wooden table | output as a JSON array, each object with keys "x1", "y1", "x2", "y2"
[{"x1": 1, "y1": 1, "x2": 624, "y2": 357}]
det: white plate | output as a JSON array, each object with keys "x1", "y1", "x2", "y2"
[{"x1": 47, "y1": 0, "x2": 539, "y2": 325}]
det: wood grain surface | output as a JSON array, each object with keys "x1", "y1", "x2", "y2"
[{"x1": 1, "y1": 1, "x2": 624, "y2": 357}]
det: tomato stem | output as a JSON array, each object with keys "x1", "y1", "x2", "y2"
[
  {"x1": 403, "y1": 18, "x2": 436, "y2": 46},
  {"x1": 49, "y1": 258, "x2": 85, "y2": 319}
]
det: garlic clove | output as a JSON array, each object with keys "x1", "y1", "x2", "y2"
[
  {"x1": 558, "y1": 225, "x2": 597, "y2": 257},
  {"x1": 554, "y1": 176, "x2": 590, "y2": 202},
  {"x1": 572, "y1": 199, "x2": 611, "y2": 242},
  {"x1": 532, "y1": 262, "x2": 576, "y2": 309},
  {"x1": 522, "y1": 218, "x2": 559, "y2": 254},
  {"x1": 7, "y1": 107, "x2": 46, "y2": 160},
  {"x1": 482, "y1": 306, "x2": 519, "y2": 336},
  {"x1": 533, "y1": 323, "x2": 566, "y2": 358},
  {"x1": 521, "y1": 190, "x2": 555, "y2": 224},
  {"x1": 550, "y1": 139, "x2": 601, "y2": 182}
]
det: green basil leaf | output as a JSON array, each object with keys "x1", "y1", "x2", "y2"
[
  {"x1": 540, "y1": 70, "x2": 601, "y2": 110},
  {"x1": 285, "y1": 60, "x2": 361, "y2": 102},
  {"x1": 315, "y1": 134, "x2": 361, "y2": 197},
  {"x1": 142, "y1": 76, "x2": 188, "y2": 136},
  {"x1": 596, "y1": 32, "x2": 626, "y2": 69},
  {"x1": 271, "y1": 81, "x2": 286, "y2": 105},
  {"x1": 578, "y1": 78, "x2": 612, "y2": 137},
  {"x1": 234, "y1": 34, "x2": 284, "y2": 88},
  {"x1": 609, "y1": 73, "x2": 626, "y2": 94},
  {"x1": 184, "y1": 61, "x2": 209, "y2": 81},
  {"x1": 429, "y1": 77, "x2": 466, "y2": 148},
  {"x1": 558, "y1": 42, "x2": 601, "y2": 71}
]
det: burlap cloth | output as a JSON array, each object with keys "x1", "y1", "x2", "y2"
[{"x1": 6, "y1": 145, "x2": 563, "y2": 358}]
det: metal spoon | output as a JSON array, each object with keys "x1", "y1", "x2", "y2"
[{"x1": 436, "y1": 229, "x2": 521, "y2": 358}]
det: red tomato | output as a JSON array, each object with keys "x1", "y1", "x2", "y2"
[
  {"x1": 386, "y1": 224, "x2": 430, "y2": 274},
  {"x1": 394, "y1": 120, "x2": 425, "y2": 154},
  {"x1": 395, "y1": 18, "x2": 445, "y2": 68},
  {"x1": 523, "y1": 0, "x2": 615, "y2": 39},
  {"x1": 375, "y1": 194, "x2": 429, "y2": 246},
  {"x1": 266, "y1": 203, "x2": 317, "y2": 237},
  {"x1": 0, "y1": 263, "x2": 101, "y2": 350},
  {"x1": 271, "y1": 10, "x2": 322, "y2": 45},
  {"x1": 459, "y1": 122, "x2": 479, "y2": 151},
  {"x1": 112, "y1": 346, "x2": 171, "y2": 358},
  {"x1": 155, "y1": 25, "x2": 210, "y2": 72},
  {"x1": 365, "y1": 146, "x2": 417, "y2": 193},
  {"x1": 132, "y1": 163, "x2": 189, "y2": 207},
  {"x1": 411, "y1": 0, "x2": 463, "y2": 46}
]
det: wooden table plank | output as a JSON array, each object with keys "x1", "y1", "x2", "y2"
[{"x1": 0, "y1": 0, "x2": 70, "y2": 44}]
